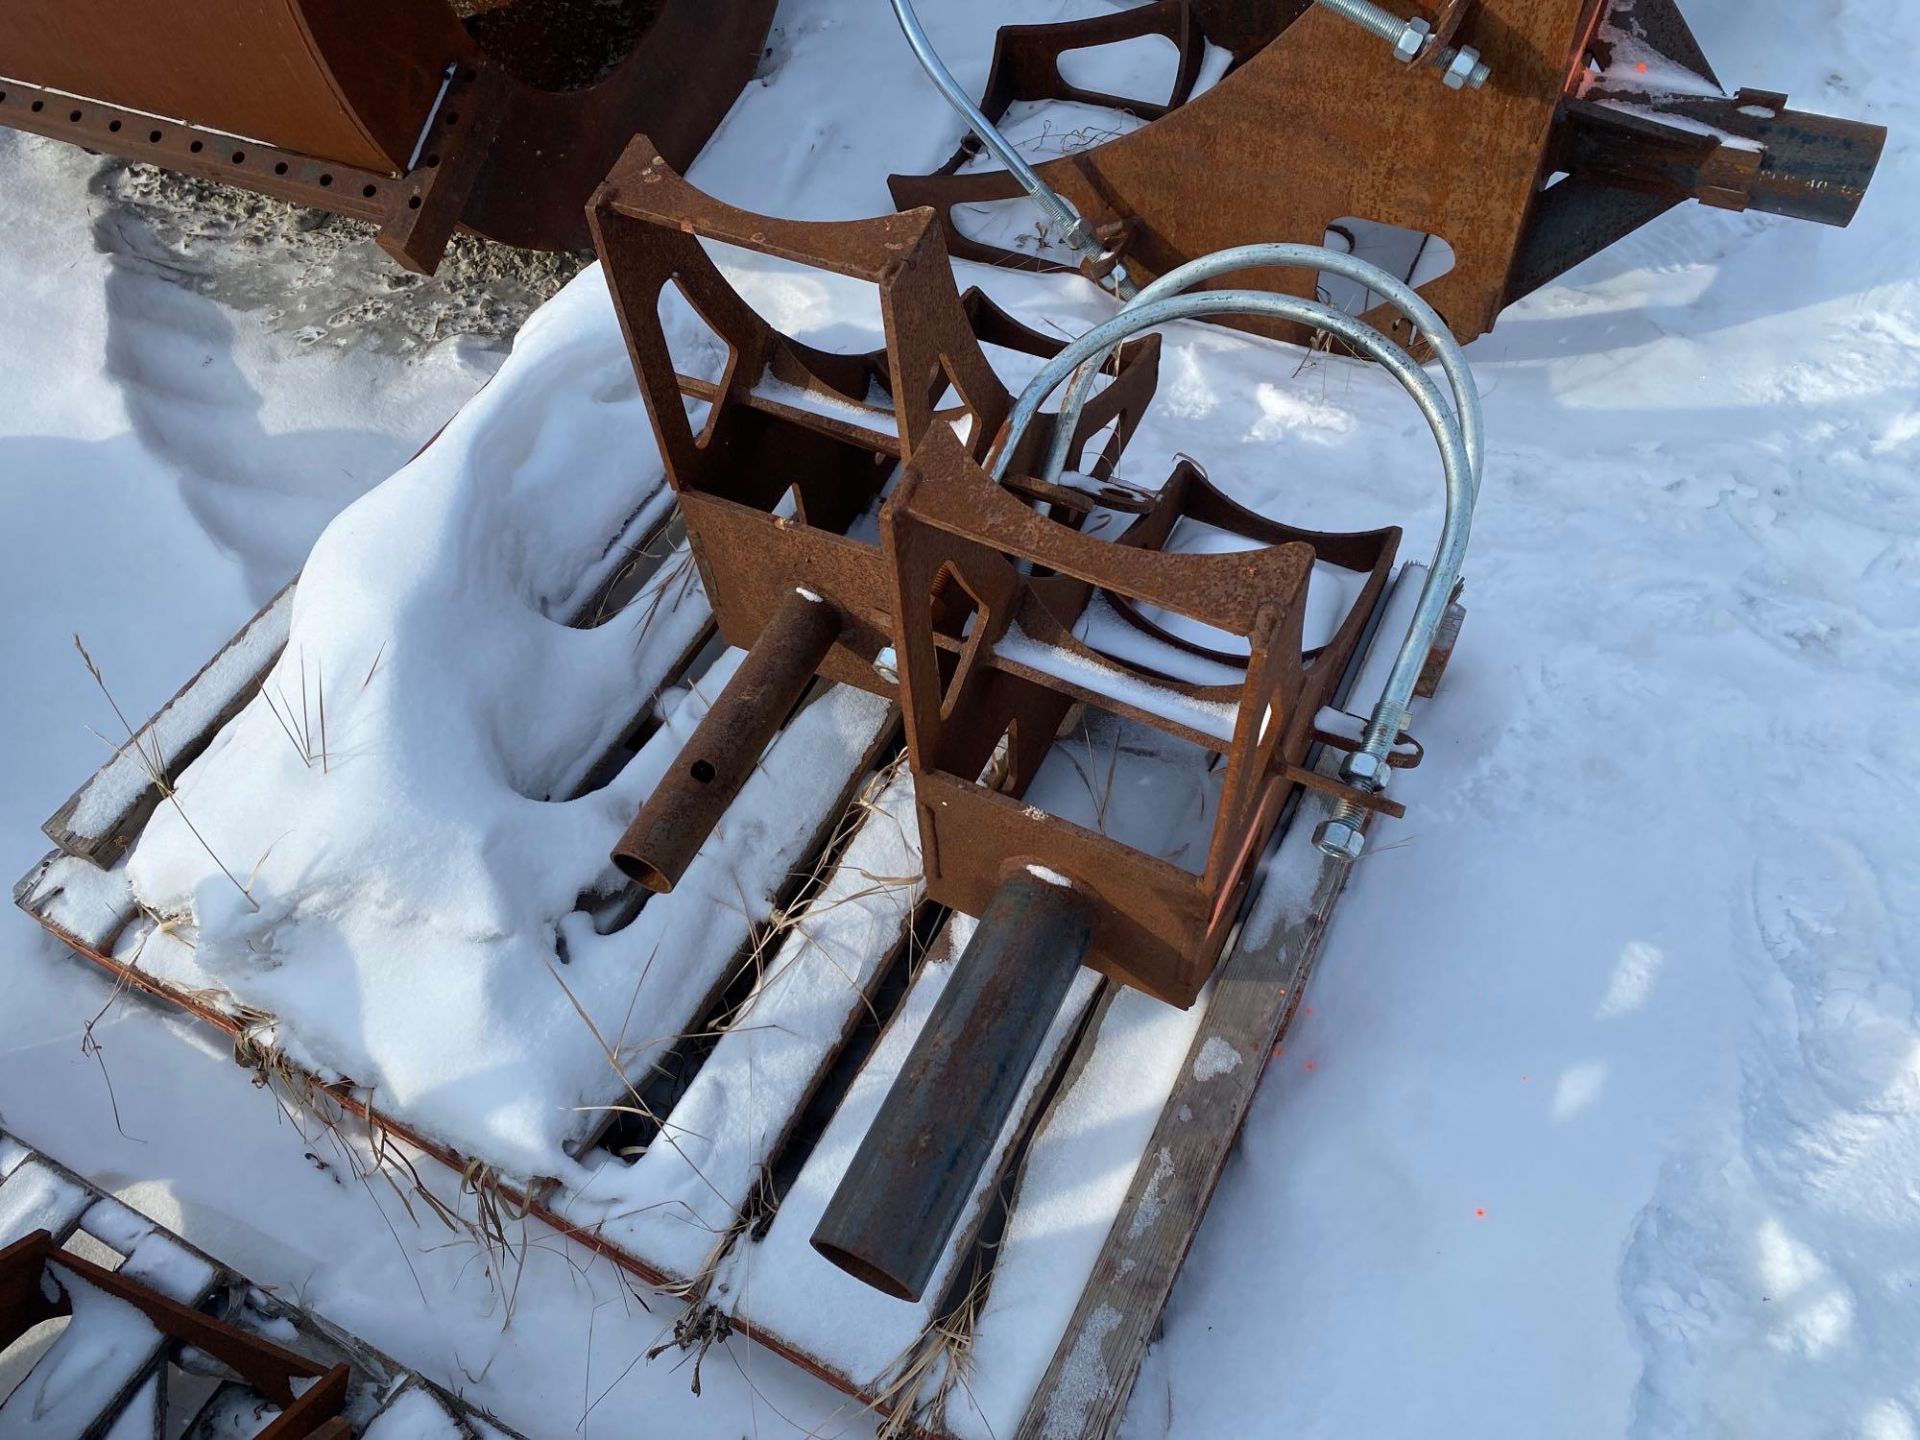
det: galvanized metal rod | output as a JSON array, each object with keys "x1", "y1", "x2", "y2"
[
  {"x1": 1317, "y1": 0, "x2": 1427, "y2": 52},
  {"x1": 887, "y1": 0, "x2": 1136, "y2": 298},
  {"x1": 611, "y1": 589, "x2": 842, "y2": 893},
  {"x1": 1038, "y1": 242, "x2": 1482, "y2": 498},
  {"x1": 812, "y1": 871, "x2": 1096, "y2": 1301},
  {"x1": 989, "y1": 289, "x2": 1476, "y2": 861}
]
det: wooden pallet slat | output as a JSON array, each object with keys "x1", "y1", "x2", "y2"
[
  {"x1": 719, "y1": 914, "x2": 1102, "y2": 1391},
  {"x1": 0, "y1": 1130, "x2": 528, "y2": 1439},
  {"x1": 98, "y1": 1371, "x2": 161, "y2": 1440},
  {"x1": 943, "y1": 982, "x2": 1213, "y2": 1440},
  {"x1": 44, "y1": 585, "x2": 296, "y2": 864},
  {"x1": 1007, "y1": 567, "x2": 1432, "y2": 1440},
  {"x1": 583, "y1": 765, "x2": 927, "y2": 1286},
  {"x1": 0, "y1": 1157, "x2": 97, "y2": 1248}
]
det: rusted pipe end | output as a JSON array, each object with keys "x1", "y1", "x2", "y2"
[
  {"x1": 611, "y1": 846, "x2": 677, "y2": 895},
  {"x1": 611, "y1": 589, "x2": 843, "y2": 894},
  {"x1": 808, "y1": 1239, "x2": 920, "y2": 1302}
]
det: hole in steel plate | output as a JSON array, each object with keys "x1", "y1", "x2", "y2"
[{"x1": 1318, "y1": 217, "x2": 1456, "y2": 319}]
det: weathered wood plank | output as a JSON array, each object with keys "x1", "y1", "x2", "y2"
[
  {"x1": 38, "y1": 486, "x2": 692, "y2": 869},
  {"x1": 1011, "y1": 566, "x2": 1431, "y2": 1440},
  {"x1": 584, "y1": 764, "x2": 925, "y2": 1287},
  {"x1": 1011, "y1": 796, "x2": 1351, "y2": 1440},
  {"x1": 44, "y1": 584, "x2": 296, "y2": 864}
]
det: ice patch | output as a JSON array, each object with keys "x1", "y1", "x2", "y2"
[{"x1": 1192, "y1": 1036, "x2": 1243, "y2": 1082}]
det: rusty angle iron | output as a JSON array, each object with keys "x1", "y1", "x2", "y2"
[
  {"x1": 586, "y1": 138, "x2": 1166, "y2": 893},
  {"x1": 0, "y1": 0, "x2": 776, "y2": 274},
  {"x1": 887, "y1": 0, "x2": 1887, "y2": 350},
  {"x1": 1, "y1": 1228, "x2": 353, "y2": 1438}
]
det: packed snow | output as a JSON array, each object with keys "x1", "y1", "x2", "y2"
[{"x1": 1, "y1": 0, "x2": 1917, "y2": 1437}]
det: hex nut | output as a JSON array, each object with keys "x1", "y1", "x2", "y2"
[
  {"x1": 1343, "y1": 751, "x2": 1391, "y2": 788},
  {"x1": 1315, "y1": 818, "x2": 1368, "y2": 861},
  {"x1": 1393, "y1": 17, "x2": 1431, "y2": 62},
  {"x1": 1443, "y1": 45, "x2": 1488, "y2": 89}
]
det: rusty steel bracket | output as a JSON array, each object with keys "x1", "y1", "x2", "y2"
[
  {"x1": 1279, "y1": 762, "x2": 1409, "y2": 818},
  {"x1": 1309, "y1": 712, "x2": 1425, "y2": 769},
  {"x1": 0, "y1": 73, "x2": 468, "y2": 274},
  {"x1": 883, "y1": 425, "x2": 1398, "y2": 1009},
  {"x1": 589, "y1": 138, "x2": 1164, "y2": 891},
  {"x1": 808, "y1": 422, "x2": 1397, "y2": 1298},
  {"x1": 887, "y1": 0, "x2": 1885, "y2": 350},
  {"x1": 0, "y1": 0, "x2": 777, "y2": 271}
]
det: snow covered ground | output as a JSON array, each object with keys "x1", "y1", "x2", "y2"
[{"x1": 4, "y1": 0, "x2": 1919, "y2": 1436}]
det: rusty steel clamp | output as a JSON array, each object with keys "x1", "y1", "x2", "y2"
[{"x1": 988, "y1": 276, "x2": 1480, "y2": 862}]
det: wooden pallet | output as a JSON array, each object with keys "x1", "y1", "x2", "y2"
[
  {"x1": 0, "y1": 1130, "x2": 524, "y2": 1439},
  {"x1": 14, "y1": 502, "x2": 1430, "y2": 1435}
]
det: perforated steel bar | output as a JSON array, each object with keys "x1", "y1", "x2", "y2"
[{"x1": 612, "y1": 589, "x2": 843, "y2": 892}]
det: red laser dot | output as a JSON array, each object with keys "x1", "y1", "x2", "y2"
[
  {"x1": 1636, "y1": 61, "x2": 1649, "y2": 73},
  {"x1": 1475, "y1": 1208, "x2": 1487, "y2": 1219},
  {"x1": 1304, "y1": 1061, "x2": 1316, "y2": 1072}
]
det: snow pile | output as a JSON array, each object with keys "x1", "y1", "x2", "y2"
[
  {"x1": 115, "y1": 269, "x2": 906, "y2": 1181},
  {"x1": 1, "y1": 0, "x2": 1917, "y2": 1435}
]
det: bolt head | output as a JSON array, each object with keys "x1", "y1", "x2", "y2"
[
  {"x1": 1343, "y1": 751, "x2": 1390, "y2": 789},
  {"x1": 1315, "y1": 818, "x2": 1368, "y2": 861},
  {"x1": 1394, "y1": 17, "x2": 1431, "y2": 63}
]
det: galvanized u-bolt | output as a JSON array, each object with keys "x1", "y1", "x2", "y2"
[
  {"x1": 1314, "y1": 0, "x2": 1491, "y2": 89},
  {"x1": 1036, "y1": 242, "x2": 1483, "y2": 502},
  {"x1": 989, "y1": 279, "x2": 1479, "y2": 865},
  {"x1": 888, "y1": 0, "x2": 1137, "y2": 297}
]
